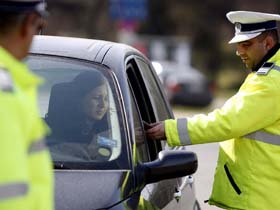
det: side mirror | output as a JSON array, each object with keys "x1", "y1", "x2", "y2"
[{"x1": 140, "y1": 150, "x2": 198, "y2": 184}]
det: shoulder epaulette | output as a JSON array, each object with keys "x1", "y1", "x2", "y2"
[{"x1": 256, "y1": 62, "x2": 275, "y2": 75}]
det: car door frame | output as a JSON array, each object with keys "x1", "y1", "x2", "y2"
[{"x1": 125, "y1": 54, "x2": 180, "y2": 208}]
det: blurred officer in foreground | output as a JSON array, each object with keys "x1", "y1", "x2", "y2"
[
  {"x1": 0, "y1": 1, "x2": 54, "y2": 210},
  {"x1": 146, "y1": 11, "x2": 280, "y2": 210}
]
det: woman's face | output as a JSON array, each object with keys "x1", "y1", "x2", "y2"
[{"x1": 83, "y1": 83, "x2": 109, "y2": 120}]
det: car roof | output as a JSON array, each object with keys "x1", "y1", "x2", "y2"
[
  {"x1": 30, "y1": 35, "x2": 146, "y2": 65},
  {"x1": 30, "y1": 35, "x2": 150, "y2": 93}
]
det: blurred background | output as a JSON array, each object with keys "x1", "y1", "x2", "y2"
[
  {"x1": 42, "y1": 1, "x2": 280, "y2": 209},
  {"x1": 44, "y1": 0, "x2": 280, "y2": 95}
]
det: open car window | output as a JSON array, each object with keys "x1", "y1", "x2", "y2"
[{"x1": 26, "y1": 55, "x2": 128, "y2": 170}]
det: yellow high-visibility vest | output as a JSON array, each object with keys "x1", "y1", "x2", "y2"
[
  {"x1": 0, "y1": 47, "x2": 54, "y2": 210},
  {"x1": 165, "y1": 47, "x2": 280, "y2": 210}
]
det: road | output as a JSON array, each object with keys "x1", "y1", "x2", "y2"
[{"x1": 173, "y1": 96, "x2": 228, "y2": 210}]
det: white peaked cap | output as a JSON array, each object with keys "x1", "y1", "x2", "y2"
[{"x1": 226, "y1": 11, "x2": 280, "y2": 44}]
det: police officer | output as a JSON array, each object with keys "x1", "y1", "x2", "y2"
[
  {"x1": 0, "y1": 1, "x2": 53, "y2": 210},
  {"x1": 146, "y1": 11, "x2": 280, "y2": 210}
]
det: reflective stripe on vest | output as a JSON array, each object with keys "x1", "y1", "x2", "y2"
[
  {"x1": 0, "y1": 68, "x2": 14, "y2": 92},
  {"x1": 273, "y1": 64, "x2": 280, "y2": 72},
  {"x1": 244, "y1": 131, "x2": 280, "y2": 146},
  {"x1": 177, "y1": 118, "x2": 192, "y2": 145},
  {"x1": 0, "y1": 182, "x2": 28, "y2": 200},
  {"x1": 257, "y1": 64, "x2": 280, "y2": 75},
  {"x1": 28, "y1": 138, "x2": 46, "y2": 154}
]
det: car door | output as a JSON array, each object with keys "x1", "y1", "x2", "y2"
[
  {"x1": 134, "y1": 57, "x2": 200, "y2": 210},
  {"x1": 125, "y1": 55, "x2": 180, "y2": 209}
]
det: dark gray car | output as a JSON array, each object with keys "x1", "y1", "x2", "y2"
[{"x1": 27, "y1": 35, "x2": 199, "y2": 210}]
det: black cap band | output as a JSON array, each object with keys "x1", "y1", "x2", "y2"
[
  {"x1": 235, "y1": 20, "x2": 277, "y2": 34},
  {"x1": 0, "y1": 1, "x2": 47, "y2": 17}
]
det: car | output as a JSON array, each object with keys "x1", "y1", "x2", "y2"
[
  {"x1": 152, "y1": 60, "x2": 214, "y2": 107},
  {"x1": 27, "y1": 35, "x2": 199, "y2": 210}
]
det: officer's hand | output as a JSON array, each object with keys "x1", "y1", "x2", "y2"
[{"x1": 145, "y1": 121, "x2": 166, "y2": 141}]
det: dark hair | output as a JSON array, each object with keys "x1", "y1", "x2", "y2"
[
  {"x1": 47, "y1": 70, "x2": 109, "y2": 142},
  {"x1": 257, "y1": 29, "x2": 279, "y2": 43},
  {"x1": 0, "y1": 11, "x2": 25, "y2": 35},
  {"x1": 71, "y1": 70, "x2": 106, "y2": 101},
  {"x1": 71, "y1": 71, "x2": 108, "y2": 135}
]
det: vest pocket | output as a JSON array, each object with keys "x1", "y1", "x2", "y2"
[{"x1": 224, "y1": 164, "x2": 241, "y2": 195}]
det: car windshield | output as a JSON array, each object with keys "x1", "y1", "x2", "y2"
[{"x1": 26, "y1": 55, "x2": 128, "y2": 170}]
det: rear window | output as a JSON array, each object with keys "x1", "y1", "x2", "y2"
[{"x1": 26, "y1": 55, "x2": 128, "y2": 170}]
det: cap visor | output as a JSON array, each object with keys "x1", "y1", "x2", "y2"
[{"x1": 228, "y1": 32, "x2": 261, "y2": 44}]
